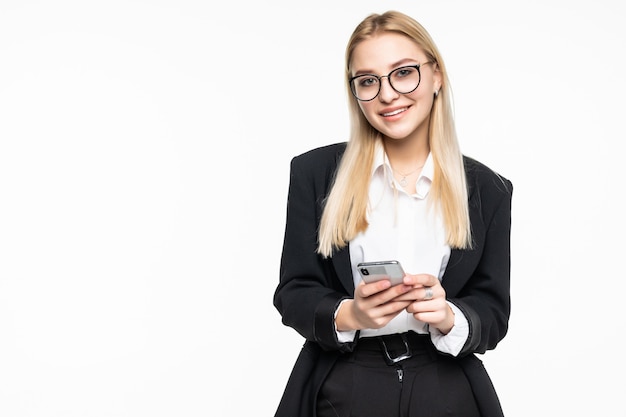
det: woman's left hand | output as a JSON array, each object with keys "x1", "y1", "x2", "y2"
[{"x1": 393, "y1": 273, "x2": 455, "y2": 334}]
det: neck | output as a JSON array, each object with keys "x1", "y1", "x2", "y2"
[{"x1": 383, "y1": 135, "x2": 430, "y2": 174}]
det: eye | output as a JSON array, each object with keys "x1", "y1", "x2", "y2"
[
  {"x1": 357, "y1": 75, "x2": 379, "y2": 88},
  {"x1": 393, "y1": 66, "x2": 417, "y2": 79}
]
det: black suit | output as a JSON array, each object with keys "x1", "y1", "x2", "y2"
[{"x1": 274, "y1": 142, "x2": 513, "y2": 417}]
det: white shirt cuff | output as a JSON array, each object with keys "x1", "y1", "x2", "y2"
[
  {"x1": 334, "y1": 299, "x2": 357, "y2": 343},
  {"x1": 429, "y1": 301, "x2": 469, "y2": 356}
]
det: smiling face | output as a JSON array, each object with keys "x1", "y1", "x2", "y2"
[{"x1": 349, "y1": 32, "x2": 441, "y2": 144}]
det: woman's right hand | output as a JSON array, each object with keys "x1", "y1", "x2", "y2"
[{"x1": 335, "y1": 280, "x2": 413, "y2": 332}]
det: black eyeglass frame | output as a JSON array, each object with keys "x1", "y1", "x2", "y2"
[{"x1": 349, "y1": 62, "x2": 432, "y2": 102}]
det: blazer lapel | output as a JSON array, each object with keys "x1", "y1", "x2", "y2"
[{"x1": 331, "y1": 246, "x2": 355, "y2": 295}]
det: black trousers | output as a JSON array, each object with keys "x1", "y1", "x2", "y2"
[{"x1": 317, "y1": 332, "x2": 480, "y2": 417}]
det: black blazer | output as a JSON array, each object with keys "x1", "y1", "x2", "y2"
[{"x1": 273, "y1": 142, "x2": 513, "y2": 417}]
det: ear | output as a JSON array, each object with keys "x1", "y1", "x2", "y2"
[{"x1": 432, "y1": 64, "x2": 443, "y2": 94}]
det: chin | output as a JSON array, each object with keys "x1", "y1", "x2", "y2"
[{"x1": 382, "y1": 129, "x2": 415, "y2": 141}]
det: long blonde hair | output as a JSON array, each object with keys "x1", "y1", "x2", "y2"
[{"x1": 317, "y1": 10, "x2": 471, "y2": 258}]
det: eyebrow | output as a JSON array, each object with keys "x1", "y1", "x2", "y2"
[{"x1": 352, "y1": 58, "x2": 421, "y2": 77}]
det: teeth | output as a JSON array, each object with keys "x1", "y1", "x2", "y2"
[{"x1": 382, "y1": 108, "x2": 406, "y2": 117}]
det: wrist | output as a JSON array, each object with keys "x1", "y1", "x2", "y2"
[
  {"x1": 435, "y1": 304, "x2": 456, "y2": 335},
  {"x1": 335, "y1": 299, "x2": 358, "y2": 332}
]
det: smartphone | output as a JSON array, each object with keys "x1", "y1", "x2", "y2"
[{"x1": 357, "y1": 260, "x2": 405, "y2": 286}]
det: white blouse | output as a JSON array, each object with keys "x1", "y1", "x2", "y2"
[{"x1": 337, "y1": 145, "x2": 469, "y2": 356}]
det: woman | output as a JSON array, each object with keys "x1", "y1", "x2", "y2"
[{"x1": 273, "y1": 10, "x2": 513, "y2": 417}]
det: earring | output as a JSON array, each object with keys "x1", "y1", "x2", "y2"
[{"x1": 434, "y1": 90, "x2": 439, "y2": 97}]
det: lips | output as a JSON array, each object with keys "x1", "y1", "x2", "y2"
[{"x1": 381, "y1": 107, "x2": 408, "y2": 117}]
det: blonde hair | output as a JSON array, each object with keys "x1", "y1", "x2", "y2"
[{"x1": 317, "y1": 10, "x2": 471, "y2": 257}]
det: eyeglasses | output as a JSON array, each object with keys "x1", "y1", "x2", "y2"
[{"x1": 349, "y1": 62, "x2": 431, "y2": 101}]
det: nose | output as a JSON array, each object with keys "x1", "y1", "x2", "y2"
[{"x1": 378, "y1": 76, "x2": 399, "y2": 102}]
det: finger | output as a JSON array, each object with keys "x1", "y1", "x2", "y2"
[
  {"x1": 406, "y1": 298, "x2": 447, "y2": 314},
  {"x1": 377, "y1": 300, "x2": 413, "y2": 316},
  {"x1": 360, "y1": 280, "x2": 413, "y2": 301},
  {"x1": 356, "y1": 300, "x2": 412, "y2": 329},
  {"x1": 423, "y1": 286, "x2": 434, "y2": 301},
  {"x1": 406, "y1": 299, "x2": 433, "y2": 313},
  {"x1": 410, "y1": 310, "x2": 448, "y2": 325},
  {"x1": 394, "y1": 286, "x2": 438, "y2": 302},
  {"x1": 357, "y1": 279, "x2": 391, "y2": 297},
  {"x1": 403, "y1": 273, "x2": 439, "y2": 288}
]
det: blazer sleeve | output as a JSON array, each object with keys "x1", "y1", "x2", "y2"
[
  {"x1": 445, "y1": 157, "x2": 513, "y2": 356},
  {"x1": 273, "y1": 144, "x2": 355, "y2": 352}
]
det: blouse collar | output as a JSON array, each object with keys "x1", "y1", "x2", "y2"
[{"x1": 372, "y1": 141, "x2": 434, "y2": 199}]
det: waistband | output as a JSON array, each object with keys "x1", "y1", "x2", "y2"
[{"x1": 354, "y1": 331, "x2": 435, "y2": 366}]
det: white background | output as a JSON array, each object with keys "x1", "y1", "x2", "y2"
[{"x1": 1, "y1": 1, "x2": 625, "y2": 416}]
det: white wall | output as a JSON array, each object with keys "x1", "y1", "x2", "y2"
[{"x1": 1, "y1": 1, "x2": 624, "y2": 416}]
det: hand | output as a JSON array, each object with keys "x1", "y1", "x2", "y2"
[
  {"x1": 335, "y1": 279, "x2": 413, "y2": 332},
  {"x1": 394, "y1": 273, "x2": 455, "y2": 334}
]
